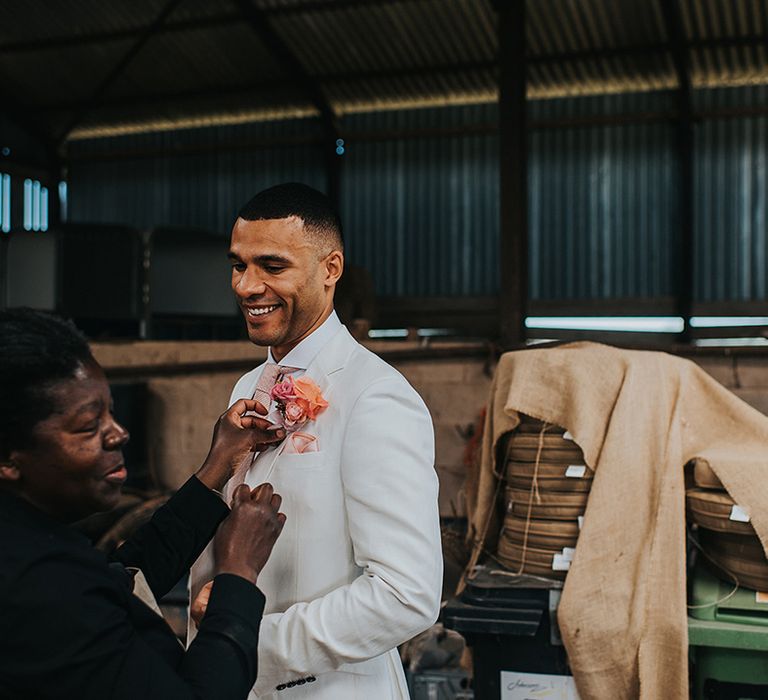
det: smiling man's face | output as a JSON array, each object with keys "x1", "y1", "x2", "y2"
[{"x1": 229, "y1": 215, "x2": 342, "y2": 361}]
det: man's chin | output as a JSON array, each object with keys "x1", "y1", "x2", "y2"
[{"x1": 245, "y1": 324, "x2": 283, "y2": 348}]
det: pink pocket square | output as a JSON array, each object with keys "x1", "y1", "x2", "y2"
[{"x1": 283, "y1": 432, "x2": 319, "y2": 454}]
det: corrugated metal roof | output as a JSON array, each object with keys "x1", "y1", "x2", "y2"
[{"x1": 0, "y1": 0, "x2": 766, "y2": 140}]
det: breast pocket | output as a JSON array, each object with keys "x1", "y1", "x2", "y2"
[{"x1": 277, "y1": 451, "x2": 326, "y2": 471}]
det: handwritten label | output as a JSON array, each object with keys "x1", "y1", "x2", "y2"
[
  {"x1": 501, "y1": 671, "x2": 581, "y2": 699},
  {"x1": 562, "y1": 431, "x2": 574, "y2": 441},
  {"x1": 730, "y1": 504, "x2": 751, "y2": 523},
  {"x1": 565, "y1": 465, "x2": 586, "y2": 478},
  {"x1": 552, "y1": 553, "x2": 571, "y2": 571}
]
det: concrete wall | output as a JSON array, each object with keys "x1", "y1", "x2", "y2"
[{"x1": 92, "y1": 340, "x2": 768, "y2": 516}]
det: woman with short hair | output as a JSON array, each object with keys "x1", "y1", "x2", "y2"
[{"x1": 0, "y1": 308, "x2": 286, "y2": 700}]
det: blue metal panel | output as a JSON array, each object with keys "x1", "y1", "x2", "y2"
[
  {"x1": 66, "y1": 88, "x2": 767, "y2": 305},
  {"x1": 693, "y1": 86, "x2": 768, "y2": 303},
  {"x1": 529, "y1": 92, "x2": 678, "y2": 301},
  {"x1": 340, "y1": 104, "x2": 499, "y2": 297}
]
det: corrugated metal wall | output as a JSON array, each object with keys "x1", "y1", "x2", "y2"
[
  {"x1": 530, "y1": 92, "x2": 678, "y2": 300},
  {"x1": 694, "y1": 87, "x2": 768, "y2": 303},
  {"x1": 67, "y1": 87, "x2": 767, "y2": 304},
  {"x1": 67, "y1": 118, "x2": 326, "y2": 233},
  {"x1": 341, "y1": 104, "x2": 499, "y2": 297}
]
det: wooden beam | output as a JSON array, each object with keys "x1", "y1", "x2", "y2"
[
  {"x1": 497, "y1": 0, "x2": 527, "y2": 349},
  {"x1": 54, "y1": 0, "x2": 184, "y2": 147}
]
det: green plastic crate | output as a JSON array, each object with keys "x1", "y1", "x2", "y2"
[{"x1": 689, "y1": 565, "x2": 768, "y2": 698}]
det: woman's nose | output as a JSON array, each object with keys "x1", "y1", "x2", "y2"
[{"x1": 105, "y1": 420, "x2": 130, "y2": 449}]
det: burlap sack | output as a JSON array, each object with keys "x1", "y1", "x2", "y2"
[{"x1": 465, "y1": 342, "x2": 768, "y2": 700}]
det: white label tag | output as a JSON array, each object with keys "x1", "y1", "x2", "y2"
[
  {"x1": 578, "y1": 516, "x2": 584, "y2": 530},
  {"x1": 730, "y1": 504, "x2": 751, "y2": 523},
  {"x1": 562, "y1": 431, "x2": 574, "y2": 441},
  {"x1": 552, "y1": 553, "x2": 571, "y2": 571},
  {"x1": 501, "y1": 671, "x2": 581, "y2": 699},
  {"x1": 565, "y1": 465, "x2": 586, "y2": 478},
  {"x1": 561, "y1": 547, "x2": 576, "y2": 562}
]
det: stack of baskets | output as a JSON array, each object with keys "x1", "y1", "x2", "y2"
[
  {"x1": 686, "y1": 459, "x2": 768, "y2": 591},
  {"x1": 496, "y1": 415, "x2": 593, "y2": 580}
]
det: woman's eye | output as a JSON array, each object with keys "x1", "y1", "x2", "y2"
[{"x1": 78, "y1": 422, "x2": 99, "y2": 434}]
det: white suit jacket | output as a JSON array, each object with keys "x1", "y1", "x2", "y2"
[{"x1": 190, "y1": 325, "x2": 443, "y2": 699}]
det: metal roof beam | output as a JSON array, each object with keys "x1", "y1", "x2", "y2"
[
  {"x1": 232, "y1": 0, "x2": 340, "y2": 206},
  {"x1": 54, "y1": 0, "x2": 184, "y2": 147},
  {"x1": 37, "y1": 30, "x2": 768, "y2": 112},
  {"x1": 233, "y1": 0, "x2": 338, "y2": 130}
]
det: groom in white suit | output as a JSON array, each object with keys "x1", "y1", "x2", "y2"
[{"x1": 191, "y1": 183, "x2": 442, "y2": 698}]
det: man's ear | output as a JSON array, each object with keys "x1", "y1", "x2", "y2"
[{"x1": 324, "y1": 250, "x2": 344, "y2": 288}]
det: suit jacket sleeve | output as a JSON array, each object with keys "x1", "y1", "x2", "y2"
[{"x1": 252, "y1": 374, "x2": 443, "y2": 693}]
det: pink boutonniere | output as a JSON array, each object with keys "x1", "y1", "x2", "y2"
[{"x1": 270, "y1": 375, "x2": 329, "y2": 432}]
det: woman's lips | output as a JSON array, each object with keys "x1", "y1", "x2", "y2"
[{"x1": 104, "y1": 466, "x2": 128, "y2": 484}]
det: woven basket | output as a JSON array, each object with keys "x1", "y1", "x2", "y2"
[
  {"x1": 496, "y1": 534, "x2": 568, "y2": 581},
  {"x1": 505, "y1": 486, "x2": 589, "y2": 521},
  {"x1": 505, "y1": 461, "x2": 593, "y2": 493},
  {"x1": 503, "y1": 513, "x2": 580, "y2": 550},
  {"x1": 686, "y1": 488, "x2": 756, "y2": 536}
]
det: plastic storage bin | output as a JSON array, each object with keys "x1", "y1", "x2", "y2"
[
  {"x1": 443, "y1": 568, "x2": 577, "y2": 700},
  {"x1": 689, "y1": 564, "x2": 768, "y2": 699}
]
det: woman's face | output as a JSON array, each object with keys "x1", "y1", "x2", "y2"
[{"x1": 9, "y1": 360, "x2": 130, "y2": 522}]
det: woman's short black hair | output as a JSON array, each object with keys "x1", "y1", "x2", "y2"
[{"x1": 0, "y1": 308, "x2": 94, "y2": 458}]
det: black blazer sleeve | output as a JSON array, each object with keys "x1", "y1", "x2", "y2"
[
  {"x1": 1, "y1": 548, "x2": 264, "y2": 700},
  {"x1": 112, "y1": 475, "x2": 229, "y2": 598}
]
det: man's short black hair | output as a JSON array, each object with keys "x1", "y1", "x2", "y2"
[
  {"x1": 0, "y1": 308, "x2": 94, "y2": 459},
  {"x1": 237, "y1": 182, "x2": 343, "y2": 253}
]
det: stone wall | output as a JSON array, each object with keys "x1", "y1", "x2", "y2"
[{"x1": 92, "y1": 340, "x2": 768, "y2": 516}]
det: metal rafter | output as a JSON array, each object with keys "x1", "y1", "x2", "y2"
[
  {"x1": 233, "y1": 0, "x2": 340, "y2": 205},
  {"x1": 54, "y1": 0, "x2": 185, "y2": 147},
  {"x1": 233, "y1": 0, "x2": 338, "y2": 130},
  {"x1": 33, "y1": 31, "x2": 768, "y2": 115}
]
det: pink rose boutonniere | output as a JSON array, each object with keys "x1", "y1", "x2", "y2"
[{"x1": 269, "y1": 375, "x2": 329, "y2": 431}]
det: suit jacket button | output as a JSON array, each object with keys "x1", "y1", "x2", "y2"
[
  {"x1": 306, "y1": 676, "x2": 316, "y2": 682},
  {"x1": 276, "y1": 684, "x2": 286, "y2": 691},
  {"x1": 296, "y1": 678, "x2": 306, "y2": 685},
  {"x1": 286, "y1": 681, "x2": 296, "y2": 688}
]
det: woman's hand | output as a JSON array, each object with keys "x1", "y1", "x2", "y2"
[
  {"x1": 193, "y1": 483, "x2": 286, "y2": 625},
  {"x1": 196, "y1": 399, "x2": 285, "y2": 491}
]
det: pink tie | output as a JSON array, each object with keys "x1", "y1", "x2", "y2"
[
  {"x1": 252, "y1": 363, "x2": 282, "y2": 414},
  {"x1": 226, "y1": 363, "x2": 297, "y2": 498}
]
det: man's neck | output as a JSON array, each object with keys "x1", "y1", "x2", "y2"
[{"x1": 269, "y1": 308, "x2": 338, "y2": 365}]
